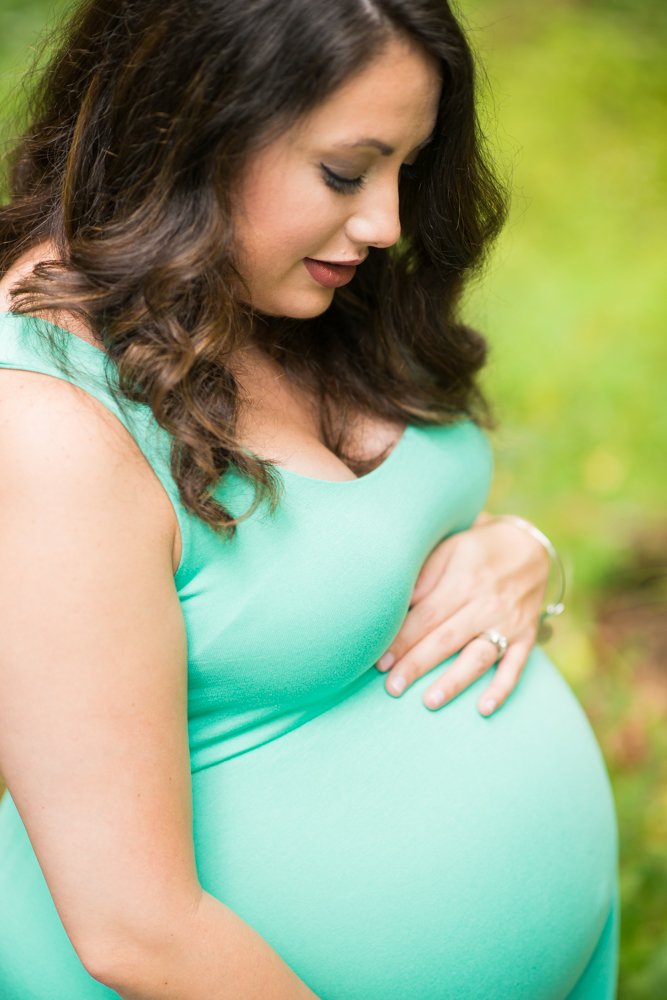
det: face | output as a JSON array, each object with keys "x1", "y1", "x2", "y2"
[{"x1": 233, "y1": 35, "x2": 441, "y2": 319}]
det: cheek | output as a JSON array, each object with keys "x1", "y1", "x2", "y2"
[{"x1": 238, "y1": 168, "x2": 342, "y2": 279}]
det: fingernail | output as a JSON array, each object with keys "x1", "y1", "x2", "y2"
[
  {"x1": 389, "y1": 675, "x2": 406, "y2": 695},
  {"x1": 481, "y1": 699, "x2": 497, "y2": 716},
  {"x1": 377, "y1": 652, "x2": 395, "y2": 672},
  {"x1": 425, "y1": 689, "x2": 445, "y2": 709}
]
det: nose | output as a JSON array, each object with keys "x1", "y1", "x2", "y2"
[{"x1": 344, "y1": 176, "x2": 402, "y2": 250}]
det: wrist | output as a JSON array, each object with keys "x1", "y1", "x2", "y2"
[{"x1": 490, "y1": 514, "x2": 566, "y2": 622}]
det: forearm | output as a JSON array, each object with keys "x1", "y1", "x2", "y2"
[{"x1": 88, "y1": 891, "x2": 319, "y2": 1000}]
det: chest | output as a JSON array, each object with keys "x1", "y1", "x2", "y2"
[
  {"x1": 175, "y1": 422, "x2": 493, "y2": 714},
  {"x1": 233, "y1": 349, "x2": 406, "y2": 481}
]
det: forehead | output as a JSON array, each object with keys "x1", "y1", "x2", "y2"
[{"x1": 297, "y1": 36, "x2": 441, "y2": 150}]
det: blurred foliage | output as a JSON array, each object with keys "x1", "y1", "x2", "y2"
[
  {"x1": 459, "y1": 1, "x2": 667, "y2": 995},
  {"x1": 0, "y1": 0, "x2": 65, "y2": 131},
  {"x1": 0, "y1": 0, "x2": 666, "y2": 995},
  {"x1": 461, "y1": 0, "x2": 667, "y2": 585}
]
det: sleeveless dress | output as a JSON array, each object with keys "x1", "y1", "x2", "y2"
[{"x1": 0, "y1": 312, "x2": 618, "y2": 999}]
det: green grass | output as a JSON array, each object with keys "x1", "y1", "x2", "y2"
[{"x1": 1, "y1": 0, "x2": 666, "y2": 995}]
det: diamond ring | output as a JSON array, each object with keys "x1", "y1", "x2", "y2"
[{"x1": 477, "y1": 630, "x2": 508, "y2": 663}]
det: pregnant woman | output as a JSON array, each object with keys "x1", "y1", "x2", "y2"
[{"x1": 0, "y1": 0, "x2": 617, "y2": 997}]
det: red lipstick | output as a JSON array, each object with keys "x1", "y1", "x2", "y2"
[{"x1": 303, "y1": 256, "x2": 364, "y2": 288}]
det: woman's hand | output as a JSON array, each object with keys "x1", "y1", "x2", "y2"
[{"x1": 376, "y1": 514, "x2": 551, "y2": 716}]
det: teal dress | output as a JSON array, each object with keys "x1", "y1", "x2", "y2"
[{"x1": 0, "y1": 313, "x2": 618, "y2": 999}]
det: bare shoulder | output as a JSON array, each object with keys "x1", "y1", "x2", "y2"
[
  {"x1": 0, "y1": 365, "x2": 137, "y2": 472},
  {"x1": 0, "y1": 241, "x2": 180, "y2": 569},
  {"x1": 0, "y1": 240, "x2": 101, "y2": 346},
  {"x1": 0, "y1": 366, "x2": 180, "y2": 573},
  {"x1": 0, "y1": 242, "x2": 54, "y2": 311}
]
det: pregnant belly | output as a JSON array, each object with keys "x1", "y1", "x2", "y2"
[{"x1": 192, "y1": 648, "x2": 617, "y2": 1000}]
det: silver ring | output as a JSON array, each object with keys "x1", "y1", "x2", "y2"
[{"x1": 478, "y1": 630, "x2": 507, "y2": 662}]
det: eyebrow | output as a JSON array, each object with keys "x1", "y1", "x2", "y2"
[
  {"x1": 334, "y1": 138, "x2": 394, "y2": 155},
  {"x1": 333, "y1": 133, "x2": 434, "y2": 156}
]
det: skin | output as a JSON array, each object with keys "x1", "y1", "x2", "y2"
[
  {"x1": 0, "y1": 33, "x2": 548, "y2": 1000},
  {"x1": 233, "y1": 46, "x2": 422, "y2": 320},
  {"x1": 231, "y1": 34, "x2": 548, "y2": 714}
]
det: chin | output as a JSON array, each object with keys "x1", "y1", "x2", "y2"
[{"x1": 258, "y1": 286, "x2": 335, "y2": 320}]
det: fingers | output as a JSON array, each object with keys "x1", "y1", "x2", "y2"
[
  {"x1": 382, "y1": 604, "x2": 481, "y2": 696},
  {"x1": 476, "y1": 634, "x2": 534, "y2": 716},
  {"x1": 421, "y1": 637, "x2": 501, "y2": 710},
  {"x1": 385, "y1": 627, "x2": 535, "y2": 716},
  {"x1": 378, "y1": 583, "x2": 466, "y2": 671},
  {"x1": 376, "y1": 519, "x2": 545, "y2": 708},
  {"x1": 410, "y1": 535, "x2": 456, "y2": 604}
]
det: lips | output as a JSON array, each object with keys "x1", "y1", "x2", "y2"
[{"x1": 303, "y1": 257, "x2": 360, "y2": 288}]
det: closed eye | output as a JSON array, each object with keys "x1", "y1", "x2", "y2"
[{"x1": 321, "y1": 164, "x2": 366, "y2": 194}]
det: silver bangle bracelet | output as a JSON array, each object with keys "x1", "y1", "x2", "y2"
[{"x1": 492, "y1": 515, "x2": 566, "y2": 621}]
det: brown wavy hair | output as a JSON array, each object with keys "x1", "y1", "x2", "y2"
[{"x1": 0, "y1": 0, "x2": 507, "y2": 534}]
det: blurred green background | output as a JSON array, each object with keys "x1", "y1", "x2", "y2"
[
  {"x1": 459, "y1": 3, "x2": 667, "y2": 996},
  {"x1": 461, "y1": 2, "x2": 667, "y2": 995},
  {"x1": 1, "y1": 0, "x2": 666, "y2": 995}
]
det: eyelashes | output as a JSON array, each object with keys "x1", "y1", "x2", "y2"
[
  {"x1": 320, "y1": 162, "x2": 421, "y2": 195},
  {"x1": 321, "y1": 164, "x2": 366, "y2": 194}
]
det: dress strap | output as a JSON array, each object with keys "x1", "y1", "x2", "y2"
[{"x1": 0, "y1": 311, "x2": 191, "y2": 568}]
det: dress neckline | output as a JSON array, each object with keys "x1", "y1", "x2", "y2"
[
  {"x1": 275, "y1": 426, "x2": 411, "y2": 486},
  {"x1": 0, "y1": 310, "x2": 412, "y2": 487}
]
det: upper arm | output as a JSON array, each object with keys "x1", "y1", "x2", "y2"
[{"x1": 0, "y1": 368, "x2": 195, "y2": 958}]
